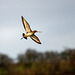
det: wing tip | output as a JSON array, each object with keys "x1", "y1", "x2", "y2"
[
  {"x1": 38, "y1": 42, "x2": 42, "y2": 44},
  {"x1": 21, "y1": 16, "x2": 23, "y2": 19}
]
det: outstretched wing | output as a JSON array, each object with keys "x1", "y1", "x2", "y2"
[
  {"x1": 21, "y1": 16, "x2": 32, "y2": 33},
  {"x1": 30, "y1": 34, "x2": 41, "y2": 44}
]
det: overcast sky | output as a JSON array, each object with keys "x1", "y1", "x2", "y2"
[{"x1": 0, "y1": 0, "x2": 75, "y2": 58}]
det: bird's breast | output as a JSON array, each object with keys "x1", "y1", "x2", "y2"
[{"x1": 25, "y1": 32, "x2": 33, "y2": 37}]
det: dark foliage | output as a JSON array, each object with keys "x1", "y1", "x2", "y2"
[{"x1": 0, "y1": 48, "x2": 75, "y2": 75}]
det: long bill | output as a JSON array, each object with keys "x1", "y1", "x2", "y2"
[{"x1": 37, "y1": 31, "x2": 42, "y2": 33}]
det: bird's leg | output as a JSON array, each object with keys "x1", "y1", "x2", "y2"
[{"x1": 21, "y1": 37, "x2": 23, "y2": 40}]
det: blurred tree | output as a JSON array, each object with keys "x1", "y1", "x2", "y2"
[
  {"x1": 59, "y1": 59, "x2": 73, "y2": 74},
  {"x1": 69, "y1": 49, "x2": 75, "y2": 72},
  {"x1": 17, "y1": 54, "x2": 25, "y2": 64},
  {"x1": 0, "y1": 53, "x2": 13, "y2": 75},
  {"x1": 70, "y1": 49, "x2": 75, "y2": 63},
  {"x1": 44, "y1": 51, "x2": 59, "y2": 62},
  {"x1": 60, "y1": 49, "x2": 72, "y2": 60},
  {"x1": 18, "y1": 49, "x2": 39, "y2": 68},
  {"x1": 36, "y1": 52, "x2": 44, "y2": 62},
  {"x1": 16, "y1": 48, "x2": 75, "y2": 75},
  {"x1": 25, "y1": 49, "x2": 38, "y2": 63},
  {"x1": 0, "y1": 54, "x2": 13, "y2": 67}
]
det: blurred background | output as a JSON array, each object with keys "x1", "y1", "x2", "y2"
[{"x1": 0, "y1": 0, "x2": 75, "y2": 75}]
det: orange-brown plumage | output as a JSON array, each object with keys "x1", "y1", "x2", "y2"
[{"x1": 21, "y1": 16, "x2": 41, "y2": 44}]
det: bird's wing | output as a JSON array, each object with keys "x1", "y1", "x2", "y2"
[
  {"x1": 21, "y1": 16, "x2": 32, "y2": 33},
  {"x1": 30, "y1": 34, "x2": 41, "y2": 44}
]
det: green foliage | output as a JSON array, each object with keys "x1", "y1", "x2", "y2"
[{"x1": 0, "y1": 68, "x2": 8, "y2": 75}]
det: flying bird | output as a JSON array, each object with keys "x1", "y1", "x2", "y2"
[{"x1": 21, "y1": 16, "x2": 41, "y2": 44}]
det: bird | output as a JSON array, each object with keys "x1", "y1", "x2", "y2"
[{"x1": 21, "y1": 16, "x2": 41, "y2": 44}]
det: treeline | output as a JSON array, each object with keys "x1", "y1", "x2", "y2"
[{"x1": 0, "y1": 48, "x2": 75, "y2": 75}]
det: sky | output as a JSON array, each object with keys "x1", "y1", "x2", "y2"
[{"x1": 0, "y1": 0, "x2": 75, "y2": 58}]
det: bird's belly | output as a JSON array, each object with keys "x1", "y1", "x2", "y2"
[{"x1": 25, "y1": 33, "x2": 33, "y2": 37}]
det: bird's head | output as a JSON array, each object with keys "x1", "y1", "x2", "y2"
[{"x1": 34, "y1": 30, "x2": 41, "y2": 33}]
